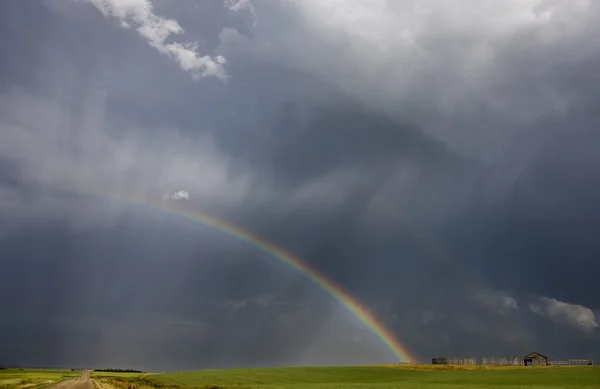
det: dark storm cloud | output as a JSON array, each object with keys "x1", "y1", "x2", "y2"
[{"x1": 1, "y1": 0, "x2": 600, "y2": 370}]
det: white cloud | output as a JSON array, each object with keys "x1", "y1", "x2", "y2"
[
  {"x1": 86, "y1": 0, "x2": 227, "y2": 80},
  {"x1": 172, "y1": 190, "x2": 190, "y2": 200},
  {"x1": 530, "y1": 296, "x2": 598, "y2": 332},
  {"x1": 225, "y1": 0, "x2": 258, "y2": 27},
  {"x1": 163, "y1": 190, "x2": 190, "y2": 201},
  {"x1": 253, "y1": 0, "x2": 593, "y2": 106},
  {"x1": 225, "y1": 0, "x2": 253, "y2": 13}
]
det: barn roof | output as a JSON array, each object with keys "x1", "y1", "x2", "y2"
[{"x1": 523, "y1": 351, "x2": 549, "y2": 359}]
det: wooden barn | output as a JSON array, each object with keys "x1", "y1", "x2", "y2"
[{"x1": 523, "y1": 352, "x2": 549, "y2": 366}]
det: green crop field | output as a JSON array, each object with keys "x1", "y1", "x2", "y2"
[
  {"x1": 0, "y1": 369, "x2": 80, "y2": 389},
  {"x1": 98, "y1": 365, "x2": 600, "y2": 389}
]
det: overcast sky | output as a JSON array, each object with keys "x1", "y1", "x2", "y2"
[{"x1": 1, "y1": 0, "x2": 600, "y2": 371}]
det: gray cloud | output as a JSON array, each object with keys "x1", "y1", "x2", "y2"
[
  {"x1": 220, "y1": 0, "x2": 600, "y2": 165},
  {"x1": 472, "y1": 289, "x2": 519, "y2": 315},
  {"x1": 0, "y1": 87, "x2": 253, "y2": 212},
  {"x1": 530, "y1": 297, "x2": 599, "y2": 333}
]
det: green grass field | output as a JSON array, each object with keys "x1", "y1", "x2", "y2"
[
  {"x1": 0, "y1": 369, "x2": 80, "y2": 389},
  {"x1": 97, "y1": 365, "x2": 600, "y2": 389}
]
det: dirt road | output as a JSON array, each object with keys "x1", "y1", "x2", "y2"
[{"x1": 48, "y1": 371, "x2": 94, "y2": 389}]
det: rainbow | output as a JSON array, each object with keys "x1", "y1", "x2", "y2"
[{"x1": 102, "y1": 194, "x2": 416, "y2": 363}]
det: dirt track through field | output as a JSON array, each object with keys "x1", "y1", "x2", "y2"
[{"x1": 48, "y1": 371, "x2": 93, "y2": 389}]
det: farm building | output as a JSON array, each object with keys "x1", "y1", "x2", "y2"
[
  {"x1": 432, "y1": 352, "x2": 554, "y2": 366},
  {"x1": 523, "y1": 352, "x2": 549, "y2": 366}
]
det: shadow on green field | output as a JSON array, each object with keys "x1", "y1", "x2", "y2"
[{"x1": 96, "y1": 365, "x2": 600, "y2": 389}]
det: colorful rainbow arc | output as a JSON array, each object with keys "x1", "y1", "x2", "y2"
[{"x1": 102, "y1": 194, "x2": 416, "y2": 363}]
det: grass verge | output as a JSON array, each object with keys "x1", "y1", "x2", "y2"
[{"x1": 0, "y1": 369, "x2": 80, "y2": 389}]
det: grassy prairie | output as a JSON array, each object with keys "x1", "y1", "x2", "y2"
[
  {"x1": 0, "y1": 369, "x2": 79, "y2": 389},
  {"x1": 102, "y1": 365, "x2": 600, "y2": 389}
]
